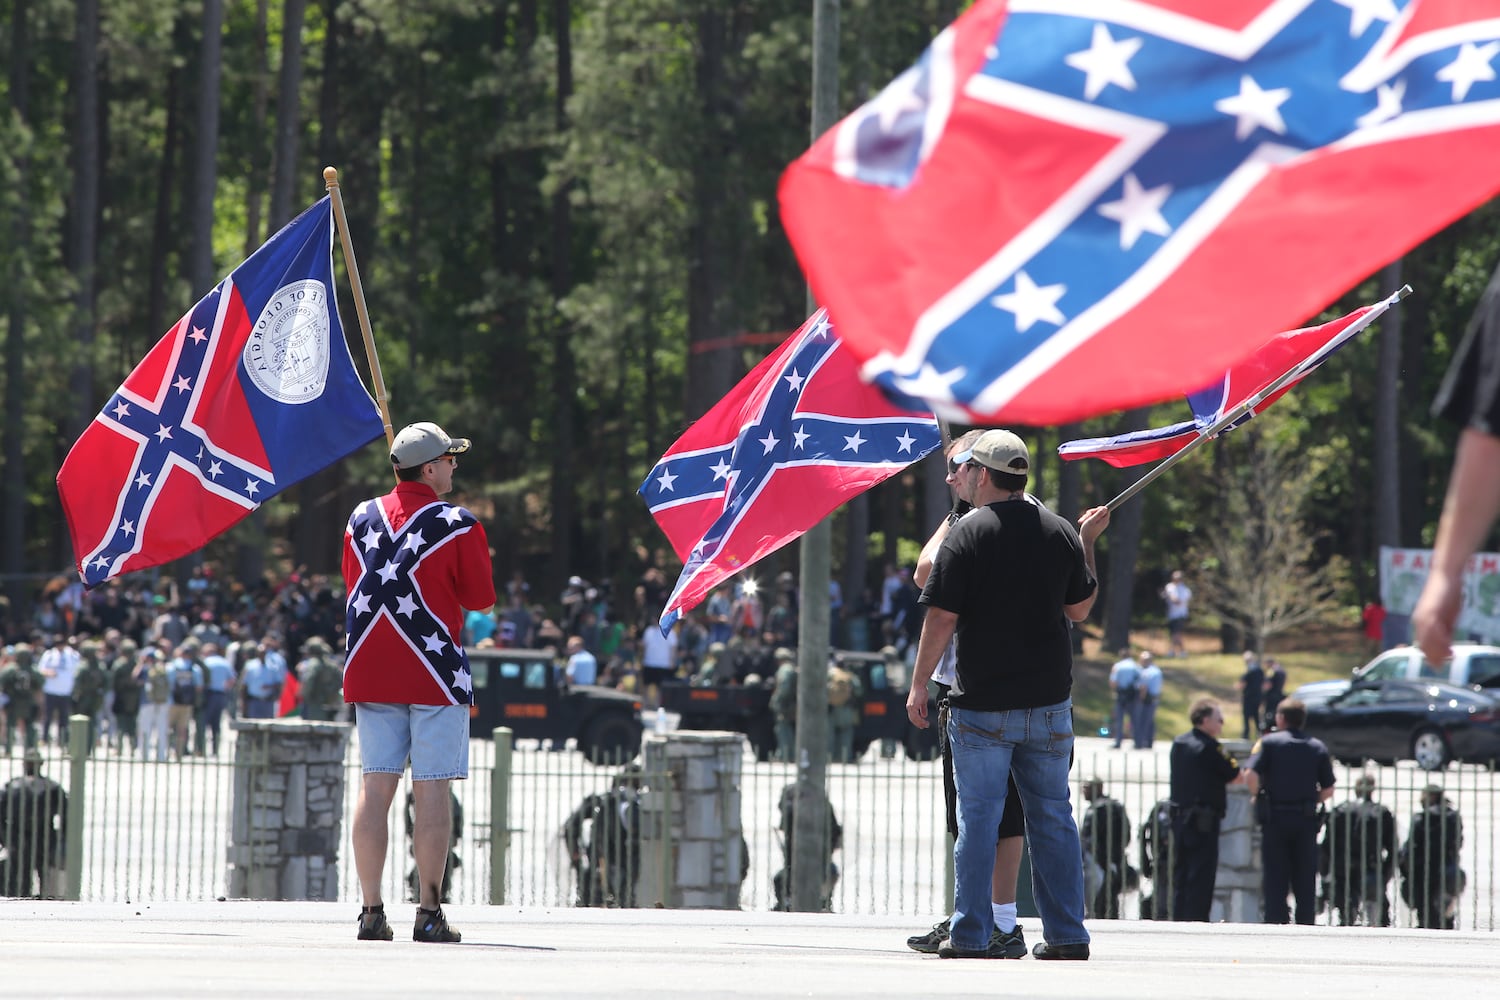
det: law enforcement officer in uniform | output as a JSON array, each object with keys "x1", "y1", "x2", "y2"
[
  {"x1": 1320, "y1": 772, "x2": 1398, "y2": 926},
  {"x1": 297, "y1": 636, "x2": 343, "y2": 722},
  {"x1": 768, "y1": 648, "x2": 797, "y2": 762},
  {"x1": 0, "y1": 748, "x2": 68, "y2": 897},
  {"x1": 1399, "y1": 784, "x2": 1466, "y2": 929},
  {"x1": 1080, "y1": 777, "x2": 1132, "y2": 919},
  {"x1": 1247, "y1": 697, "x2": 1335, "y2": 924},
  {"x1": 1, "y1": 643, "x2": 41, "y2": 755},
  {"x1": 1169, "y1": 697, "x2": 1248, "y2": 921}
]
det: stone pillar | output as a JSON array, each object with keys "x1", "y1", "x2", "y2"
[
  {"x1": 227, "y1": 719, "x2": 353, "y2": 900},
  {"x1": 635, "y1": 731, "x2": 745, "y2": 909},
  {"x1": 1213, "y1": 738, "x2": 1262, "y2": 922}
]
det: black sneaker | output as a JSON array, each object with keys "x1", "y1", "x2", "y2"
[
  {"x1": 992, "y1": 923, "x2": 1027, "y2": 959},
  {"x1": 1032, "y1": 941, "x2": 1089, "y2": 961},
  {"x1": 413, "y1": 907, "x2": 462, "y2": 943},
  {"x1": 938, "y1": 923, "x2": 1027, "y2": 960},
  {"x1": 906, "y1": 918, "x2": 950, "y2": 954},
  {"x1": 356, "y1": 907, "x2": 393, "y2": 941}
]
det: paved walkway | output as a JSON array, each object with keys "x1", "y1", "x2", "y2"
[{"x1": 2, "y1": 900, "x2": 1494, "y2": 998}]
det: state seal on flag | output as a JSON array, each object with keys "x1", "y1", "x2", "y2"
[{"x1": 243, "y1": 278, "x2": 332, "y2": 404}]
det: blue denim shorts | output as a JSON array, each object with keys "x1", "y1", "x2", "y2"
[{"x1": 355, "y1": 703, "x2": 470, "y2": 780}]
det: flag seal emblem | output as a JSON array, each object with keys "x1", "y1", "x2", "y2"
[{"x1": 243, "y1": 278, "x2": 332, "y2": 403}]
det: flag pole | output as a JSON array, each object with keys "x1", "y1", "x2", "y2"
[
  {"x1": 323, "y1": 166, "x2": 395, "y2": 450},
  {"x1": 1104, "y1": 284, "x2": 1412, "y2": 513}
]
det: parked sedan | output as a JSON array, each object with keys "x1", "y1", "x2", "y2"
[
  {"x1": 1301, "y1": 679, "x2": 1500, "y2": 771},
  {"x1": 1293, "y1": 643, "x2": 1500, "y2": 707}
]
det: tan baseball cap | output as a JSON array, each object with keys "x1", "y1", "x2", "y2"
[{"x1": 954, "y1": 429, "x2": 1030, "y2": 476}]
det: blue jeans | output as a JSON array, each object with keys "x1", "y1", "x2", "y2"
[{"x1": 947, "y1": 701, "x2": 1088, "y2": 950}]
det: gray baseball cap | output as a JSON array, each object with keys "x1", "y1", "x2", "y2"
[{"x1": 390, "y1": 421, "x2": 471, "y2": 469}]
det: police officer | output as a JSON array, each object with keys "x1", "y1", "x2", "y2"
[
  {"x1": 1169, "y1": 697, "x2": 1247, "y2": 921},
  {"x1": 0, "y1": 644, "x2": 41, "y2": 755},
  {"x1": 1320, "y1": 773, "x2": 1398, "y2": 926},
  {"x1": 69, "y1": 639, "x2": 110, "y2": 754},
  {"x1": 297, "y1": 637, "x2": 343, "y2": 722},
  {"x1": 1400, "y1": 784, "x2": 1466, "y2": 929},
  {"x1": 0, "y1": 748, "x2": 68, "y2": 897},
  {"x1": 768, "y1": 648, "x2": 797, "y2": 762},
  {"x1": 1080, "y1": 777, "x2": 1132, "y2": 918},
  {"x1": 1247, "y1": 697, "x2": 1335, "y2": 925}
]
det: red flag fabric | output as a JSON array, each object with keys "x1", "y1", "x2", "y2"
[
  {"x1": 57, "y1": 199, "x2": 384, "y2": 586},
  {"x1": 639, "y1": 310, "x2": 941, "y2": 628},
  {"x1": 779, "y1": 0, "x2": 1500, "y2": 426},
  {"x1": 1059, "y1": 294, "x2": 1396, "y2": 466}
]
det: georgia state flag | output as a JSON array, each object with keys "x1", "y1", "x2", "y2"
[{"x1": 58, "y1": 198, "x2": 385, "y2": 586}]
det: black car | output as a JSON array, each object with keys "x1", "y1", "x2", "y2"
[{"x1": 1303, "y1": 679, "x2": 1500, "y2": 771}]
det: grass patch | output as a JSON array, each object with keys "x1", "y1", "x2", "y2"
[{"x1": 1070, "y1": 623, "x2": 1370, "y2": 743}]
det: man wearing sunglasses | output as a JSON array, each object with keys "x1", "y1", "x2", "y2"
[
  {"x1": 343, "y1": 422, "x2": 495, "y2": 944},
  {"x1": 907, "y1": 429, "x2": 1109, "y2": 961},
  {"x1": 906, "y1": 429, "x2": 1028, "y2": 959}
]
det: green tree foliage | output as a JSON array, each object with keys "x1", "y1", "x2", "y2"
[{"x1": 0, "y1": 0, "x2": 1498, "y2": 638}]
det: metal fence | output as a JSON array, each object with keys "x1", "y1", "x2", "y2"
[{"x1": 4, "y1": 719, "x2": 1496, "y2": 930}]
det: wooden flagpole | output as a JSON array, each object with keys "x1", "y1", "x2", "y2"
[{"x1": 323, "y1": 166, "x2": 396, "y2": 451}]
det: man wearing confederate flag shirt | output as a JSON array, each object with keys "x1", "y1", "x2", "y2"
[{"x1": 343, "y1": 421, "x2": 494, "y2": 943}]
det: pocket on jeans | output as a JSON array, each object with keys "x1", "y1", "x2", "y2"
[{"x1": 1043, "y1": 707, "x2": 1075, "y2": 756}]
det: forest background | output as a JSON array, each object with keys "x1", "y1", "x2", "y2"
[{"x1": 2, "y1": 0, "x2": 1498, "y2": 654}]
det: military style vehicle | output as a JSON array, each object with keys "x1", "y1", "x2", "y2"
[
  {"x1": 659, "y1": 650, "x2": 940, "y2": 762},
  {"x1": 466, "y1": 647, "x2": 643, "y2": 765}
]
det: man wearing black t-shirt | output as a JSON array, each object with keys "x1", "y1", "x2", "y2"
[{"x1": 906, "y1": 429, "x2": 1109, "y2": 961}]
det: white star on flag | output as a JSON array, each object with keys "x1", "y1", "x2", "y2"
[
  {"x1": 135, "y1": 472, "x2": 152, "y2": 489},
  {"x1": 1098, "y1": 173, "x2": 1173, "y2": 251},
  {"x1": 1356, "y1": 80, "x2": 1406, "y2": 128},
  {"x1": 439, "y1": 506, "x2": 464, "y2": 525},
  {"x1": 207, "y1": 460, "x2": 223, "y2": 479},
  {"x1": 403, "y1": 530, "x2": 426, "y2": 552},
  {"x1": 112, "y1": 401, "x2": 130, "y2": 419},
  {"x1": 842, "y1": 430, "x2": 867, "y2": 453},
  {"x1": 244, "y1": 479, "x2": 260, "y2": 498},
  {"x1": 350, "y1": 593, "x2": 371, "y2": 615},
  {"x1": 1332, "y1": 0, "x2": 1397, "y2": 37},
  {"x1": 120, "y1": 519, "x2": 134, "y2": 537},
  {"x1": 1064, "y1": 23, "x2": 1141, "y2": 101},
  {"x1": 759, "y1": 430, "x2": 780, "y2": 455},
  {"x1": 784, "y1": 369, "x2": 806, "y2": 393},
  {"x1": 1214, "y1": 75, "x2": 1291, "y2": 141},
  {"x1": 377, "y1": 560, "x2": 399, "y2": 583},
  {"x1": 154, "y1": 424, "x2": 173, "y2": 443},
  {"x1": 793, "y1": 426, "x2": 810, "y2": 449},
  {"x1": 991, "y1": 271, "x2": 1066, "y2": 333},
  {"x1": 361, "y1": 527, "x2": 382, "y2": 551},
  {"x1": 173, "y1": 375, "x2": 192, "y2": 393},
  {"x1": 896, "y1": 429, "x2": 916, "y2": 453},
  {"x1": 1436, "y1": 41, "x2": 1500, "y2": 102},
  {"x1": 422, "y1": 633, "x2": 447, "y2": 653},
  {"x1": 710, "y1": 457, "x2": 732, "y2": 480},
  {"x1": 394, "y1": 594, "x2": 418, "y2": 617},
  {"x1": 189, "y1": 326, "x2": 207, "y2": 344},
  {"x1": 655, "y1": 468, "x2": 678, "y2": 492},
  {"x1": 453, "y1": 669, "x2": 473, "y2": 695}
]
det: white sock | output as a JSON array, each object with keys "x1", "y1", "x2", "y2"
[{"x1": 992, "y1": 902, "x2": 1016, "y2": 932}]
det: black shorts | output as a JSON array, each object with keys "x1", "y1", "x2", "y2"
[
  {"x1": 1168, "y1": 617, "x2": 1186, "y2": 637},
  {"x1": 641, "y1": 665, "x2": 674, "y2": 688},
  {"x1": 938, "y1": 695, "x2": 1025, "y2": 842}
]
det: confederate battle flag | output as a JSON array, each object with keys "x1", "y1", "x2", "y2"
[
  {"x1": 641, "y1": 310, "x2": 942, "y2": 630},
  {"x1": 58, "y1": 198, "x2": 385, "y2": 586},
  {"x1": 779, "y1": 0, "x2": 1500, "y2": 426}
]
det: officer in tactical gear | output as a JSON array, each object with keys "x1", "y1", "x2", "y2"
[
  {"x1": 769, "y1": 648, "x2": 797, "y2": 762},
  {"x1": 826, "y1": 658, "x2": 862, "y2": 764},
  {"x1": 0, "y1": 644, "x2": 41, "y2": 755},
  {"x1": 1319, "y1": 773, "x2": 1398, "y2": 926},
  {"x1": 109, "y1": 639, "x2": 142, "y2": 756},
  {"x1": 0, "y1": 748, "x2": 67, "y2": 897},
  {"x1": 297, "y1": 637, "x2": 343, "y2": 722},
  {"x1": 772, "y1": 779, "x2": 842, "y2": 912},
  {"x1": 70, "y1": 639, "x2": 110, "y2": 754},
  {"x1": 1400, "y1": 784, "x2": 1466, "y2": 929},
  {"x1": 1080, "y1": 777, "x2": 1133, "y2": 919},
  {"x1": 1138, "y1": 798, "x2": 1175, "y2": 920},
  {"x1": 563, "y1": 764, "x2": 643, "y2": 908}
]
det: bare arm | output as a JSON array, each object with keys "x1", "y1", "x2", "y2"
[
  {"x1": 1064, "y1": 506, "x2": 1111, "y2": 622},
  {"x1": 913, "y1": 518, "x2": 952, "y2": 590},
  {"x1": 1414, "y1": 428, "x2": 1500, "y2": 663}
]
